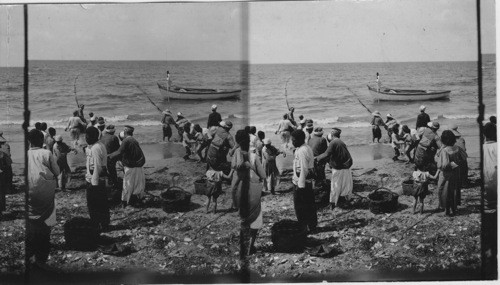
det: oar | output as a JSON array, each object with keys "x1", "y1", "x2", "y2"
[
  {"x1": 345, "y1": 87, "x2": 373, "y2": 114},
  {"x1": 284, "y1": 77, "x2": 292, "y2": 111},
  {"x1": 136, "y1": 85, "x2": 163, "y2": 114}
]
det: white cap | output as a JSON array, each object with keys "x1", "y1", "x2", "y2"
[
  {"x1": 420, "y1": 105, "x2": 426, "y2": 111},
  {"x1": 387, "y1": 113, "x2": 393, "y2": 118},
  {"x1": 177, "y1": 112, "x2": 182, "y2": 116},
  {"x1": 211, "y1": 104, "x2": 217, "y2": 110}
]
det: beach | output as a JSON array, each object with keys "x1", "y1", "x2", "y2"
[{"x1": 1, "y1": 124, "x2": 487, "y2": 282}]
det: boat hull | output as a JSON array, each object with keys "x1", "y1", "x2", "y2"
[
  {"x1": 158, "y1": 83, "x2": 241, "y2": 100},
  {"x1": 367, "y1": 85, "x2": 450, "y2": 101}
]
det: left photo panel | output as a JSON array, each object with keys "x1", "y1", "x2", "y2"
[{"x1": 0, "y1": 3, "x2": 249, "y2": 283}]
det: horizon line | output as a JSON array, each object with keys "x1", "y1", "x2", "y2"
[{"x1": 0, "y1": 55, "x2": 494, "y2": 67}]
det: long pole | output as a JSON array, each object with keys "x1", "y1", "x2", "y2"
[
  {"x1": 74, "y1": 75, "x2": 80, "y2": 107},
  {"x1": 284, "y1": 77, "x2": 291, "y2": 110},
  {"x1": 476, "y1": 0, "x2": 487, "y2": 279},
  {"x1": 23, "y1": 4, "x2": 30, "y2": 282}
]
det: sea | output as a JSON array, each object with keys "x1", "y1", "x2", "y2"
[{"x1": 0, "y1": 55, "x2": 496, "y2": 161}]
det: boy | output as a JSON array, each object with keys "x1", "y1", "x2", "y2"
[
  {"x1": 205, "y1": 168, "x2": 233, "y2": 213},
  {"x1": 412, "y1": 165, "x2": 439, "y2": 214}
]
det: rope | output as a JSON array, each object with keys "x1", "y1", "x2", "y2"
[
  {"x1": 345, "y1": 87, "x2": 372, "y2": 114},
  {"x1": 136, "y1": 85, "x2": 163, "y2": 114}
]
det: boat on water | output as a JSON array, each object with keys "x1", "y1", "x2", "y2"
[
  {"x1": 367, "y1": 85, "x2": 451, "y2": 101},
  {"x1": 157, "y1": 83, "x2": 241, "y2": 100}
]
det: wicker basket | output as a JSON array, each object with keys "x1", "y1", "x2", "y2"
[
  {"x1": 64, "y1": 217, "x2": 100, "y2": 251},
  {"x1": 402, "y1": 179, "x2": 417, "y2": 196},
  {"x1": 194, "y1": 178, "x2": 208, "y2": 195},
  {"x1": 368, "y1": 188, "x2": 399, "y2": 214},
  {"x1": 271, "y1": 220, "x2": 308, "y2": 252},
  {"x1": 161, "y1": 186, "x2": 192, "y2": 213}
]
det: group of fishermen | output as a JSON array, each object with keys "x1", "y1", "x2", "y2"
[
  {"x1": 371, "y1": 104, "x2": 498, "y2": 215},
  {"x1": 158, "y1": 103, "x2": 355, "y2": 255},
  {"x1": 20, "y1": 104, "x2": 147, "y2": 269}
]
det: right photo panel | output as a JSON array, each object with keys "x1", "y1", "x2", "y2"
[{"x1": 245, "y1": 0, "x2": 496, "y2": 281}]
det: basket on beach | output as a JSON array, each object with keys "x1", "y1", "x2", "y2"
[
  {"x1": 194, "y1": 177, "x2": 209, "y2": 195},
  {"x1": 271, "y1": 220, "x2": 307, "y2": 252},
  {"x1": 64, "y1": 217, "x2": 100, "y2": 251},
  {"x1": 402, "y1": 179, "x2": 417, "y2": 196},
  {"x1": 161, "y1": 186, "x2": 192, "y2": 213},
  {"x1": 367, "y1": 188, "x2": 399, "y2": 214}
]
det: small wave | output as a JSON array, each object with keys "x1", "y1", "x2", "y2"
[
  {"x1": 337, "y1": 114, "x2": 369, "y2": 123},
  {"x1": 126, "y1": 114, "x2": 159, "y2": 122},
  {"x1": 0, "y1": 85, "x2": 23, "y2": 92},
  {"x1": 435, "y1": 114, "x2": 478, "y2": 120},
  {"x1": 445, "y1": 78, "x2": 478, "y2": 87},
  {"x1": 115, "y1": 82, "x2": 135, "y2": 86},
  {"x1": 224, "y1": 114, "x2": 244, "y2": 120},
  {"x1": 126, "y1": 120, "x2": 162, "y2": 127}
]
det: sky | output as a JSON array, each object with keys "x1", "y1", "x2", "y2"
[{"x1": 0, "y1": 0, "x2": 496, "y2": 66}]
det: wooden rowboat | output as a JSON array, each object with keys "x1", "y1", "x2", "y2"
[
  {"x1": 157, "y1": 83, "x2": 241, "y2": 100},
  {"x1": 367, "y1": 85, "x2": 450, "y2": 101}
]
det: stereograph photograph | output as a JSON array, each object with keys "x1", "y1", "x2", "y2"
[{"x1": 0, "y1": 0, "x2": 497, "y2": 284}]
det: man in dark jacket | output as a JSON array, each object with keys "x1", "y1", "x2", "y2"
[
  {"x1": 206, "y1": 121, "x2": 235, "y2": 172},
  {"x1": 207, "y1": 104, "x2": 222, "y2": 128},
  {"x1": 308, "y1": 127, "x2": 328, "y2": 181},
  {"x1": 316, "y1": 128, "x2": 353, "y2": 209},
  {"x1": 416, "y1": 105, "x2": 431, "y2": 129},
  {"x1": 109, "y1": 125, "x2": 146, "y2": 207},
  {"x1": 100, "y1": 125, "x2": 121, "y2": 190}
]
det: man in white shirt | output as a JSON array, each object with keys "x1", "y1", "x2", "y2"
[
  {"x1": 291, "y1": 130, "x2": 317, "y2": 232},
  {"x1": 85, "y1": 126, "x2": 110, "y2": 230}
]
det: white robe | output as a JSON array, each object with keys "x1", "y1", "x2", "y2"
[
  {"x1": 122, "y1": 166, "x2": 146, "y2": 203},
  {"x1": 330, "y1": 168, "x2": 353, "y2": 204}
]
